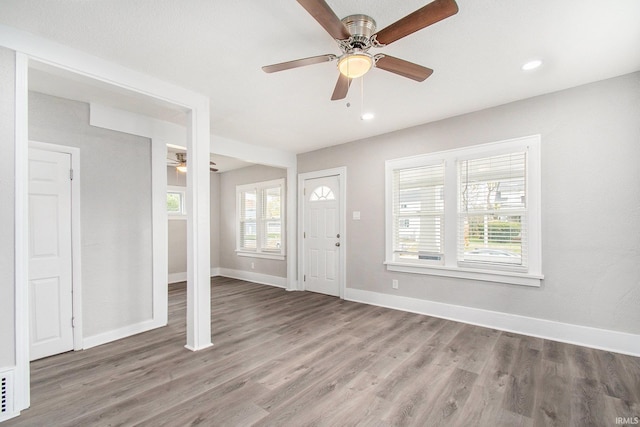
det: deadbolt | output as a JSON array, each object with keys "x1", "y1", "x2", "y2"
[{"x1": 336, "y1": 233, "x2": 340, "y2": 238}]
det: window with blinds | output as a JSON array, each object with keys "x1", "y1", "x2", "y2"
[
  {"x1": 392, "y1": 162, "x2": 445, "y2": 263},
  {"x1": 237, "y1": 179, "x2": 285, "y2": 257},
  {"x1": 385, "y1": 135, "x2": 542, "y2": 287},
  {"x1": 458, "y1": 152, "x2": 527, "y2": 268}
]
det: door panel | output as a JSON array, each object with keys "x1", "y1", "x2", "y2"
[
  {"x1": 28, "y1": 147, "x2": 74, "y2": 361},
  {"x1": 304, "y1": 175, "x2": 341, "y2": 297}
]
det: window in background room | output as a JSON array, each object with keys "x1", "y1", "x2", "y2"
[
  {"x1": 237, "y1": 178, "x2": 285, "y2": 260},
  {"x1": 167, "y1": 186, "x2": 186, "y2": 217}
]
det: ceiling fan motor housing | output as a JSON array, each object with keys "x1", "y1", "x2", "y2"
[{"x1": 341, "y1": 14, "x2": 377, "y2": 49}]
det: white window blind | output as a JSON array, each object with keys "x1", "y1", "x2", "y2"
[
  {"x1": 239, "y1": 189, "x2": 257, "y2": 250},
  {"x1": 392, "y1": 162, "x2": 445, "y2": 263},
  {"x1": 260, "y1": 186, "x2": 282, "y2": 252},
  {"x1": 458, "y1": 152, "x2": 527, "y2": 268}
]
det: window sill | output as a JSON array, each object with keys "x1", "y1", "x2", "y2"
[
  {"x1": 236, "y1": 251, "x2": 285, "y2": 261},
  {"x1": 384, "y1": 261, "x2": 543, "y2": 287},
  {"x1": 168, "y1": 215, "x2": 187, "y2": 220}
]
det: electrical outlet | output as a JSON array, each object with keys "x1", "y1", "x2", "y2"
[{"x1": 392, "y1": 279, "x2": 398, "y2": 289}]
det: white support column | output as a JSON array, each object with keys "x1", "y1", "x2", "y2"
[
  {"x1": 151, "y1": 139, "x2": 168, "y2": 326},
  {"x1": 286, "y1": 166, "x2": 298, "y2": 291},
  {"x1": 14, "y1": 51, "x2": 30, "y2": 413},
  {"x1": 185, "y1": 107, "x2": 212, "y2": 351}
]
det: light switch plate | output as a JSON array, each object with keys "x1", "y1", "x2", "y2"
[{"x1": 353, "y1": 211, "x2": 361, "y2": 220}]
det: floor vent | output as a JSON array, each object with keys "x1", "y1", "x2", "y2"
[{"x1": 0, "y1": 369, "x2": 14, "y2": 422}]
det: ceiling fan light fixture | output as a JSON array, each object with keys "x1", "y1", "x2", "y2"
[
  {"x1": 338, "y1": 52, "x2": 373, "y2": 79},
  {"x1": 176, "y1": 164, "x2": 187, "y2": 173}
]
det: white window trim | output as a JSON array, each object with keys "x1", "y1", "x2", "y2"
[
  {"x1": 167, "y1": 185, "x2": 187, "y2": 219},
  {"x1": 385, "y1": 135, "x2": 543, "y2": 287},
  {"x1": 236, "y1": 178, "x2": 286, "y2": 260}
]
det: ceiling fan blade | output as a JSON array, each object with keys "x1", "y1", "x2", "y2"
[
  {"x1": 210, "y1": 167, "x2": 219, "y2": 172},
  {"x1": 373, "y1": 0, "x2": 458, "y2": 46},
  {"x1": 375, "y1": 55, "x2": 434, "y2": 82},
  {"x1": 262, "y1": 54, "x2": 336, "y2": 73},
  {"x1": 297, "y1": 0, "x2": 351, "y2": 40},
  {"x1": 331, "y1": 73, "x2": 352, "y2": 100}
]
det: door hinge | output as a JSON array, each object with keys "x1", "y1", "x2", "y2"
[
  {"x1": 304, "y1": 231, "x2": 306, "y2": 238},
  {"x1": 70, "y1": 168, "x2": 74, "y2": 180},
  {"x1": 304, "y1": 275, "x2": 306, "y2": 282},
  {"x1": 71, "y1": 317, "x2": 75, "y2": 328},
  {"x1": 303, "y1": 188, "x2": 306, "y2": 195}
]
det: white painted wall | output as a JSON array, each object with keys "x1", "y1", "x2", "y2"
[
  {"x1": 0, "y1": 47, "x2": 16, "y2": 368},
  {"x1": 298, "y1": 72, "x2": 640, "y2": 337},
  {"x1": 28, "y1": 92, "x2": 154, "y2": 338}
]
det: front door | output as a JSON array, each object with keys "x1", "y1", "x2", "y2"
[
  {"x1": 303, "y1": 175, "x2": 341, "y2": 297},
  {"x1": 28, "y1": 147, "x2": 74, "y2": 361}
]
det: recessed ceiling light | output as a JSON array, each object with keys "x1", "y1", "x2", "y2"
[
  {"x1": 361, "y1": 112, "x2": 375, "y2": 121},
  {"x1": 522, "y1": 60, "x2": 542, "y2": 71}
]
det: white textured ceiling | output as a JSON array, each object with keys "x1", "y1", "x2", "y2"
[{"x1": 1, "y1": 0, "x2": 639, "y2": 154}]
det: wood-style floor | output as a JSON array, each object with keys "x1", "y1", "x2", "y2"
[{"x1": 6, "y1": 277, "x2": 640, "y2": 426}]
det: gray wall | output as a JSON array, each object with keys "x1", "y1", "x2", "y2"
[
  {"x1": 167, "y1": 166, "x2": 221, "y2": 277},
  {"x1": 29, "y1": 92, "x2": 154, "y2": 338},
  {"x1": 0, "y1": 47, "x2": 16, "y2": 367},
  {"x1": 298, "y1": 71, "x2": 640, "y2": 335},
  {"x1": 220, "y1": 164, "x2": 287, "y2": 277}
]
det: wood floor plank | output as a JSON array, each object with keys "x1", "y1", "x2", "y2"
[
  {"x1": 5, "y1": 277, "x2": 640, "y2": 427},
  {"x1": 502, "y1": 339, "x2": 541, "y2": 418},
  {"x1": 533, "y1": 360, "x2": 571, "y2": 427}
]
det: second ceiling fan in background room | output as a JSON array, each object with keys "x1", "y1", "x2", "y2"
[
  {"x1": 262, "y1": 0, "x2": 459, "y2": 100},
  {"x1": 167, "y1": 152, "x2": 218, "y2": 173}
]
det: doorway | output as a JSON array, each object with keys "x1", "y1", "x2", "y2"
[{"x1": 299, "y1": 168, "x2": 346, "y2": 298}]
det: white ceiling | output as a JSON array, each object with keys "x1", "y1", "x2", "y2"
[{"x1": 1, "y1": 0, "x2": 639, "y2": 154}]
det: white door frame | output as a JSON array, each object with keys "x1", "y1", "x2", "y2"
[
  {"x1": 28, "y1": 141, "x2": 83, "y2": 351},
  {"x1": 298, "y1": 167, "x2": 347, "y2": 298},
  {"x1": 9, "y1": 29, "x2": 211, "y2": 414}
]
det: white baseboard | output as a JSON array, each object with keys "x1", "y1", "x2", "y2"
[
  {"x1": 210, "y1": 267, "x2": 221, "y2": 277},
  {"x1": 345, "y1": 288, "x2": 640, "y2": 357},
  {"x1": 168, "y1": 272, "x2": 187, "y2": 284},
  {"x1": 83, "y1": 318, "x2": 166, "y2": 350},
  {"x1": 215, "y1": 268, "x2": 287, "y2": 289}
]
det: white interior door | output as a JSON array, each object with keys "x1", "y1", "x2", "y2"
[
  {"x1": 303, "y1": 175, "x2": 341, "y2": 297},
  {"x1": 28, "y1": 147, "x2": 74, "y2": 361}
]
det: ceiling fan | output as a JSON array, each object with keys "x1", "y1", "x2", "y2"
[
  {"x1": 167, "y1": 152, "x2": 218, "y2": 173},
  {"x1": 262, "y1": 0, "x2": 459, "y2": 100}
]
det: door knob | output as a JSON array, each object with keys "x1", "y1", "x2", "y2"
[{"x1": 335, "y1": 242, "x2": 341, "y2": 247}]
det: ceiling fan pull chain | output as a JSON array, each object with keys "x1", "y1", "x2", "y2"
[{"x1": 360, "y1": 76, "x2": 365, "y2": 119}]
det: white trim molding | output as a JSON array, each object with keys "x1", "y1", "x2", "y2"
[
  {"x1": 4, "y1": 23, "x2": 212, "y2": 415},
  {"x1": 345, "y1": 288, "x2": 640, "y2": 357},
  {"x1": 82, "y1": 318, "x2": 165, "y2": 350},
  {"x1": 168, "y1": 272, "x2": 188, "y2": 284},
  {"x1": 216, "y1": 268, "x2": 287, "y2": 289}
]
